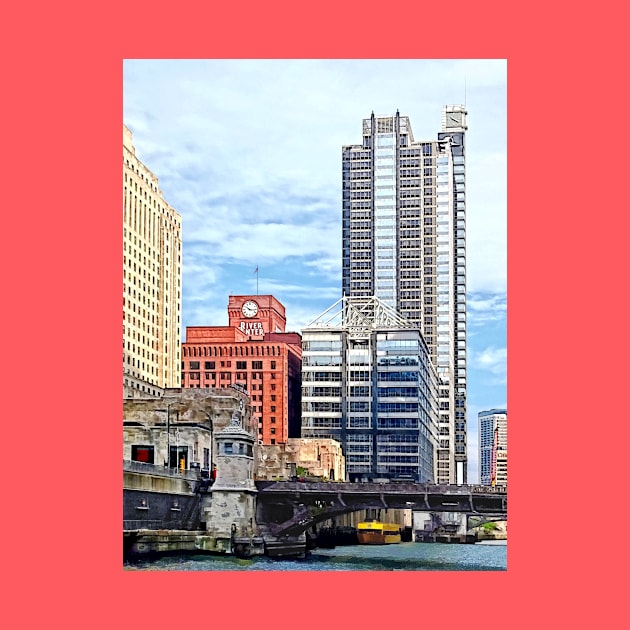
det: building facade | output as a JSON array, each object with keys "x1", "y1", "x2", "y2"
[
  {"x1": 123, "y1": 125, "x2": 182, "y2": 396},
  {"x1": 341, "y1": 107, "x2": 468, "y2": 484},
  {"x1": 478, "y1": 408, "x2": 507, "y2": 486},
  {"x1": 300, "y1": 296, "x2": 438, "y2": 483},
  {"x1": 181, "y1": 295, "x2": 302, "y2": 446},
  {"x1": 255, "y1": 438, "x2": 346, "y2": 482},
  {"x1": 123, "y1": 387, "x2": 253, "y2": 474}
]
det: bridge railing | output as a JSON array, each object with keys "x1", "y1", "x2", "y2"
[
  {"x1": 123, "y1": 459, "x2": 201, "y2": 482},
  {"x1": 256, "y1": 480, "x2": 506, "y2": 494}
]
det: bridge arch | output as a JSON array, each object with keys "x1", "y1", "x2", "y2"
[{"x1": 255, "y1": 481, "x2": 507, "y2": 538}]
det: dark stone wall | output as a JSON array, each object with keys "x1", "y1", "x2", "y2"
[{"x1": 123, "y1": 489, "x2": 202, "y2": 531}]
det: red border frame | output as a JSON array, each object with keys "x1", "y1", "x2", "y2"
[{"x1": 8, "y1": 0, "x2": 618, "y2": 625}]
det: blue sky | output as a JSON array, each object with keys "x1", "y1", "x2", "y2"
[{"x1": 123, "y1": 59, "x2": 507, "y2": 482}]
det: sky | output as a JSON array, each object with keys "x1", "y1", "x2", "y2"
[{"x1": 123, "y1": 59, "x2": 507, "y2": 483}]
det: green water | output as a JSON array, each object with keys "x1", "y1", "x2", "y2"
[{"x1": 124, "y1": 541, "x2": 507, "y2": 571}]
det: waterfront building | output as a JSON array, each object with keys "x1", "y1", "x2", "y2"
[
  {"x1": 478, "y1": 408, "x2": 507, "y2": 486},
  {"x1": 300, "y1": 295, "x2": 439, "y2": 483},
  {"x1": 255, "y1": 438, "x2": 346, "y2": 482},
  {"x1": 341, "y1": 108, "x2": 468, "y2": 484},
  {"x1": 181, "y1": 295, "x2": 302, "y2": 446},
  {"x1": 123, "y1": 387, "x2": 253, "y2": 473},
  {"x1": 123, "y1": 125, "x2": 182, "y2": 396}
]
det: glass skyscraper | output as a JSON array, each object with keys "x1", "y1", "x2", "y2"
[
  {"x1": 341, "y1": 107, "x2": 468, "y2": 484},
  {"x1": 301, "y1": 296, "x2": 438, "y2": 483},
  {"x1": 478, "y1": 409, "x2": 507, "y2": 486}
]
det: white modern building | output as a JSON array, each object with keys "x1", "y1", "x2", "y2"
[
  {"x1": 478, "y1": 409, "x2": 507, "y2": 486},
  {"x1": 300, "y1": 296, "x2": 439, "y2": 483},
  {"x1": 341, "y1": 107, "x2": 468, "y2": 483},
  {"x1": 123, "y1": 125, "x2": 182, "y2": 395}
]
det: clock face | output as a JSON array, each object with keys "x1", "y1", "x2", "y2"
[
  {"x1": 447, "y1": 111, "x2": 463, "y2": 126},
  {"x1": 242, "y1": 300, "x2": 259, "y2": 318}
]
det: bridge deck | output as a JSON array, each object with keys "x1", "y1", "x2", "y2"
[{"x1": 255, "y1": 481, "x2": 507, "y2": 537}]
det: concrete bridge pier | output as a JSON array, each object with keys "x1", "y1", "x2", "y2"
[
  {"x1": 254, "y1": 525, "x2": 308, "y2": 558},
  {"x1": 195, "y1": 410, "x2": 264, "y2": 557}
]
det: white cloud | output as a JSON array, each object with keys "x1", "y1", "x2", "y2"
[
  {"x1": 469, "y1": 346, "x2": 508, "y2": 387},
  {"x1": 468, "y1": 292, "x2": 507, "y2": 327}
]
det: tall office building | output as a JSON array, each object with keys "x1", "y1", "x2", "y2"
[
  {"x1": 301, "y1": 296, "x2": 438, "y2": 483},
  {"x1": 123, "y1": 125, "x2": 182, "y2": 395},
  {"x1": 342, "y1": 107, "x2": 468, "y2": 484},
  {"x1": 478, "y1": 409, "x2": 507, "y2": 486}
]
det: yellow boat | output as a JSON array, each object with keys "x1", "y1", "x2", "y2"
[{"x1": 357, "y1": 520, "x2": 401, "y2": 544}]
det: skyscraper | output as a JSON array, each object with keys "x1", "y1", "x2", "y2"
[
  {"x1": 123, "y1": 125, "x2": 182, "y2": 395},
  {"x1": 478, "y1": 409, "x2": 507, "y2": 486},
  {"x1": 301, "y1": 296, "x2": 438, "y2": 482},
  {"x1": 341, "y1": 107, "x2": 468, "y2": 484}
]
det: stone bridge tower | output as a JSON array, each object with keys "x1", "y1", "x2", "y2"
[{"x1": 198, "y1": 406, "x2": 262, "y2": 555}]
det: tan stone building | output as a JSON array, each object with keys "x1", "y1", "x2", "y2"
[
  {"x1": 123, "y1": 387, "x2": 254, "y2": 473},
  {"x1": 123, "y1": 125, "x2": 182, "y2": 396},
  {"x1": 255, "y1": 438, "x2": 345, "y2": 481}
]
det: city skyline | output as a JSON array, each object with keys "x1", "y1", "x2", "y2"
[{"x1": 123, "y1": 58, "x2": 507, "y2": 481}]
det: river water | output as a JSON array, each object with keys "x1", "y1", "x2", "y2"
[{"x1": 124, "y1": 541, "x2": 507, "y2": 571}]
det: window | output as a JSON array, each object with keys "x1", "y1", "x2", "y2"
[
  {"x1": 271, "y1": 406, "x2": 276, "y2": 412},
  {"x1": 131, "y1": 445, "x2": 154, "y2": 464},
  {"x1": 168, "y1": 445, "x2": 188, "y2": 469},
  {"x1": 270, "y1": 427, "x2": 276, "y2": 434},
  {"x1": 252, "y1": 361, "x2": 263, "y2": 370},
  {"x1": 271, "y1": 361, "x2": 276, "y2": 369},
  {"x1": 204, "y1": 361, "x2": 215, "y2": 369},
  {"x1": 236, "y1": 361, "x2": 247, "y2": 370},
  {"x1": 190, "y1": 361, "x2": 200, "y2": 369}
]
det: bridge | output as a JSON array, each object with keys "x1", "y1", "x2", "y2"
[
  {"x1": 123, "y1": 461, "x2": 508, "y2": 558},
  {"x1": 255, "y1": 480, "x2": 507, "y2": 538}
]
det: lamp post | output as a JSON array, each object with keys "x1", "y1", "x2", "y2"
[
  {"x1": 158, "y1": 401, "x2": 180, "y2": 468},
  {"x1": 201, "y1": 409, "x2": 216, "y2": 477}
]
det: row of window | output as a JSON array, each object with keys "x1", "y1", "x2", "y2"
[
  {"x1": 183, "y1": 360, "x2": 272, "y2": 370},
  {"x1": 182, "y1": 346, "x2": 282, "y2": 358}
]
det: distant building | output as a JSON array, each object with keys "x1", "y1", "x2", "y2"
[
  {"x1": 123, "y1": 125, "x2": 182, "y2": 396},
  {"x1": 478, "y1": 409, "x2": 507, "y2": 486},
  {"x1": 181, "y1": 295, "x2": 302, "y2": 446},
  {"x1": 342, "y1": 108, "x2": 468, "y2": 484},
  {"x1": 256, "y1": 438, "x2": 346, "y2": 482},
  {"x1": 300, "y1": 295, "x2": 439, "y2": 483}
]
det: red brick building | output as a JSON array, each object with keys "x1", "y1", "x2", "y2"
[{"x1": 181, "y1": 295, "x2": 302, "y2": 445}]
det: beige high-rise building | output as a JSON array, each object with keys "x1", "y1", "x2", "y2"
[{"x1": 123, "y1": 125, "x2": 182, "y2": 396}]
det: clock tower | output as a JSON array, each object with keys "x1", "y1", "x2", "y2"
[
  {"x1": 443, "y1": 105, "x2": 468, "y2": 131},
  {"x1": 227, "y1": 295, "x2": 287, "y2": 337}
]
